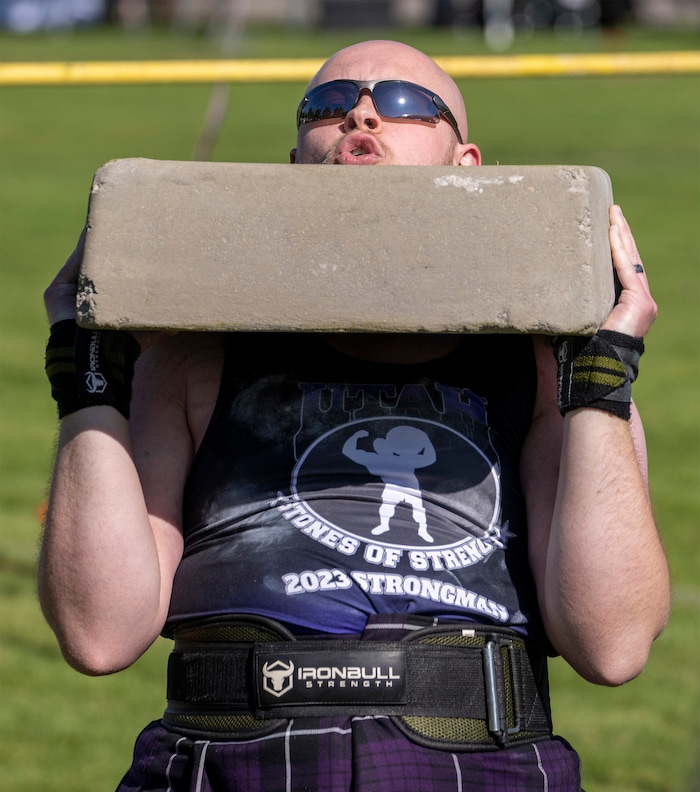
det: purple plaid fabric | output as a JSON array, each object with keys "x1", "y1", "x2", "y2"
[{"x1": 116, "y1": 718, "x2": 581, "y2": 791}]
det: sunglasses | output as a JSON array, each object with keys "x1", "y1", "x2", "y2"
[{"x1": 296, "y1": 79, "x2": 464, "y2": 144}]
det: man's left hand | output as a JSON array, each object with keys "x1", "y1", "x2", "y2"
[{"x1": 601, "y1": 205, "x2": 658, "y2": 338}]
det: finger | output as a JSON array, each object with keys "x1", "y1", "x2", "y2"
[
  {"x1": 44, "y1": 228, "x2": 87, "y2": 324},
  {"x1": 609, "y1": 215, "x2": 650, "y2": 292},
  {"x1": 610, "y1": 205, "x2": 643, "y2": 272},
  {"x1": 49, "y1": 228, "x2": 86, "y2": 287},
  {"x1": 61, "y1": 227, "x2": 87, "y2": 280},
  {"x1": 603, "y1": 221, "x2": 657, "y2": 336}
]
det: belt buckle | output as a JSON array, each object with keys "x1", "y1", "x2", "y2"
[{"x1": 483, "y1": 638, "x2": 521, "y2": 746}]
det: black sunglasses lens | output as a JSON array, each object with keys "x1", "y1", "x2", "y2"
[
  {"x1": 297, "y1": 80, "x2": 461, "y2": 139},
  {"x1": 300, "y1": 82, "x2": 358, "y2": 123},
  {"x1": 372, "y1": 82, "x2": 439, "y2": 122},
  {"x1": 299, "y1": 81, "x2": 439, "y2": 125}
]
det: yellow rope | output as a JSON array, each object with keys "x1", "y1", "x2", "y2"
[
  {"x1": 437, "y1": 51, "x2": 700, "y2": 78},
  {"x1": 1, "y1": 51, "x2": 698, "y2": 86}
]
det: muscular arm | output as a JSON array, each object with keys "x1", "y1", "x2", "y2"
[
  {"x1": 523, "y1": 207, "x2": 670, "y2": 686},
  {"x1": 342, "y1": 429, "x2": 371, "y2": 464},
  {"x1": 38, "y1": 236, "x2": 221, "y2": 675},
  {"x1": 39, "y1": 341, "x2": 191, "y2": 675}
]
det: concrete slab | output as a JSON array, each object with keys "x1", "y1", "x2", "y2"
[{"x1": 77, "y1": 158, "x2": 615, "y2": 335}]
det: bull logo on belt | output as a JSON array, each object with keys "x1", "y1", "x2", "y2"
[{"x1": 262, "y1": 659, "x2": 295, "y2": 698}]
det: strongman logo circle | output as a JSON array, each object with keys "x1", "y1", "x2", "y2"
[{"x1": 291, "y1": 417, "x2": 501, "y2": 550}]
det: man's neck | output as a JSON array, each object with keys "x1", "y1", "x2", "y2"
[{"x1": 324, "y1": 334, "x2": 461, "y2": 364}]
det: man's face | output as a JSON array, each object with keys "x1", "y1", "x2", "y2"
[{"x1": 290, "y1": 41, "x2": 481, "y2": 168}]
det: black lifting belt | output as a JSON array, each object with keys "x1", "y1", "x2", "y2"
[{"x1": 164, "y1": 616, "x2": 553, "y2": 751}]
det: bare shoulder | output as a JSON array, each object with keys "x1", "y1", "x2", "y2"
[
  {"x1": 521, "y1": 336, "x2": 563, "y2": 480},
  {"x1": 132, "y1": 332, "x2": 225, "y2": 450},
  {"x1": 530, "y1": 335, "x2": 558, "y2": 420},
  {"x1": 521, "y1": 337, "x2": 564, "y2": 578},
  {"x1": 125, "y1": 332, "x2": 225, "y2": 537}
]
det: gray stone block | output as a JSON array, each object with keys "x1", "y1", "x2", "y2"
[{"x1": 77, "y1": 158, "x2": 615, "y2": 334}]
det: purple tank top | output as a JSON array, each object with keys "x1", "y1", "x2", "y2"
[{"x1": 165, "y1": 334, "x2": 543, "y2": 640}]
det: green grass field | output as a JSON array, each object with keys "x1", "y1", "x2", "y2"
[{"x1": 1, "y1": 23, "x2": 698, "y2": 791}]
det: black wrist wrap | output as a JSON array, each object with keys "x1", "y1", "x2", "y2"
[
  {"x1": 553, "y1": 329, "x2": 644, "y2": 420},
  {"x1": 45, "y1": 320, "x2": 141, "y2": 419}
]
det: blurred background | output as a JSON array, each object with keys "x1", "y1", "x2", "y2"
[
  {"x1": 0, "y1": 0, "x2": 698, "y2": 41},
  {"x1": 1, "y1": 3, "x2": 698, "y2": 791}
]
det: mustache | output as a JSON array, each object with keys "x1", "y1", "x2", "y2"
[{"x1": 319, "y1": 143, "x2": 338, "y2": 165}]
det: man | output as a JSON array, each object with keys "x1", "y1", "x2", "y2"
[{"x1": 41, "y1": 40, "x2": 669, "y2": 791}]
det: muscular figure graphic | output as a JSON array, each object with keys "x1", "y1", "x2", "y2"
[{"x1": 342, "y1": 426, "x2": 437, "y2": 543}]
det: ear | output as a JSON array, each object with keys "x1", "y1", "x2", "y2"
[
  {"x1": 455, "y1": 143, "x2": 482, "y2": 166},
  {"x1": 290, "y1": 148, "x2": 298, "y2": 163}
]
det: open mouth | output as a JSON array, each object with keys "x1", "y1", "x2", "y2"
[{"x1": 334, "y1": 135, "x2": 383, "y2": 165}]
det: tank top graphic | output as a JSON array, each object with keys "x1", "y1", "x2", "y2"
[{"x1": 166, "y1": 334, "x2": 543, "y2": 639}]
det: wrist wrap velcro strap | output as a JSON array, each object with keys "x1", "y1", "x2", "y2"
[
  {"x1": 45, "y1": 319, "x2": 141, "y2": 419},
  {"x1": 553, "y1": 329, "x2": 644, "y2": 420}
]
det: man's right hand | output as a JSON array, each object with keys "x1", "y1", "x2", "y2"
[
  {"x1": 44, "y1": 229, "x2": 177, "y2": 351},
  {"x1": 44, "y1": 228, "x2": 85, "y2": 326}
]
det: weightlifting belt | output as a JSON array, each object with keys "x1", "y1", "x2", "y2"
[{"x1": 163, "y1": 615, "x2": 553, "y2": 751}]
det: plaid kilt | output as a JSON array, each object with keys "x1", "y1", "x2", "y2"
[{"x1": 116, "y1": 716, "x2": 582, "y2": 792}]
